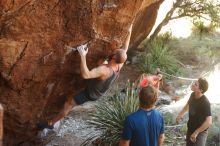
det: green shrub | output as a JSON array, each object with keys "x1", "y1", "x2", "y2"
[
  {"x1": 192, "y1": 20, "x2": 217, "y2": 37},
  {"x1": 157, "y1": 32, "x2": 174, "y2": 44},
  {"x1": 138, "y1": 40, "x2": 180, "y2": 76},
  {"x1": 163, "y1": 112, "x2": 174, "y2": 125},
  {"x1": 143, "y1": 32, "x2": 174, "y2": 50},
  {"x1": 82, "y1": 83, "x2": 139, "y2": 146},
  {"x1": 207, "y1": 125, "x2": 220, "y2": 146}
]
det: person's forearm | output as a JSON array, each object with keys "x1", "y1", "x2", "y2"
[
  {"x1": 80, "y1": 55, "x2": 90, "y2": 79},
  {"x1": 178, "y1": 104, "x2": 188, "y2": 117},
  {"x1": 176, "y1": 103, "x2": 189, "y2": 124},
  {"x1": 195, "y1": 116, "x2": 212, "y2": 134},
  {"x1": 119, "y1": 140, "x2": 130, "y2": 146},
  {"x1": 158, "y1": 134, "x2": 164, "y2": 146},
  {"x1": 124, "y1": 24, "x2": 133, "y2": 52}
]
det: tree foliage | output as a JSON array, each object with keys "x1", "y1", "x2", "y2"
[{"x1": 150, "y1": 0, "x2": 220, "y2": 40}]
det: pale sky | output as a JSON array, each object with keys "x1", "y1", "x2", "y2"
[
  {"x1": 151, "y1": 0, "x2": 193, "y2": 38},
  {"x1": 152, "y1": 0, "x2": 220, "y2": 38}
]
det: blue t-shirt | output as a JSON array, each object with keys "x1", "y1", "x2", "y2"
[{"x1": 121, "y1": 109, "x2": 164, "y2": 146}]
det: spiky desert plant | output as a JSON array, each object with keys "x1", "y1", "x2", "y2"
[
  {"x1": 81, "y1": 82, "x2": 139, "y2": 146},
  {"x1": 138, "y1": 40, "x2": 180, "y2": 76},
  {"x1": 192, "y1": 20, "x2": 217, "y2": 39}
]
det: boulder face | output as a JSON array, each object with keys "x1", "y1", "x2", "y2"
[{"x1": 0, "y1": 0, "x2": 162, "y2": 145}]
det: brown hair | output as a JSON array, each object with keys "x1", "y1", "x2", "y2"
[
  {"x1": 139, "y1": 86, "x2": 158, "y2": 108},
  {"x1": 198, "y1": 78, "x2": 208, "y2": 93}
]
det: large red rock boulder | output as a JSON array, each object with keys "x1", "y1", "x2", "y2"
[
  {"x1": 0, "y1": 0, "x2": 162, "y2": 145},
  {"x1": 0, "y1": 104, "x2": 3, "y2": 146}
]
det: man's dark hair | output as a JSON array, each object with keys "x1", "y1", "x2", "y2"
[
  {"x1": 139, "y1": 86, "x2": 158, "y2": 108},
  {"x1": 198, "y1": 78, "x2": 208, "y2": 93}
]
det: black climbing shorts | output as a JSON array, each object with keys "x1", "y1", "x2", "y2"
[{"x1": 73, "y1": 89, "x2": 93, "y2": 105}]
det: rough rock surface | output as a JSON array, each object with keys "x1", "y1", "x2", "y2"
[
  {"x1": 0, "y1": 0, "x2": 162, "y2": 145},
  {"x1": 0, "y1": 104, "x2": 3, "y2": 146}
]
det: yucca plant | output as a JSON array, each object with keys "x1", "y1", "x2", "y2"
[
  {"x1": 81, "y1": 82, "x2": 139, "y2": 146},
  {"x1": 138, "y1": 40, "x2": 180, "y2": 76},
  {"x1": 156, "y1": 32, "x2": 174, "y2": 44},
  {"x1": 192, "y1": 20, "x2": 217, "y2": 38}
]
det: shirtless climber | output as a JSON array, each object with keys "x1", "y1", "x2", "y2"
[{"x1": 37, "y1": 24, "x2": 133, "y2": 129}]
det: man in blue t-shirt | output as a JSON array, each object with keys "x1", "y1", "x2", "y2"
[{"x1": 120, "y1": 86, "x2": 165, "y2": 146}]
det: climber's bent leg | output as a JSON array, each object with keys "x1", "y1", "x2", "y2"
[
  {"x1": 37, "y1": 95, "x2": 76, "y2": 130},
  {"x1": 49, "y1": 95, "x2": 76, "y2": 126}
]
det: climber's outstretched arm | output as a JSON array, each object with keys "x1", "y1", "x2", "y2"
[
  {"x1": 124, "y1": 24, "x2": 133, "y2": 52},
  {"x1": 77, "y1": 46, "x2": 107, "y2": 79}
]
